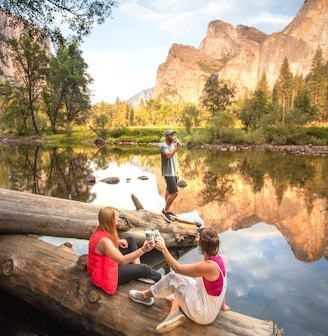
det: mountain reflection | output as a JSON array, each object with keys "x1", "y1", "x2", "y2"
[{"x1": 0, "y1": 143, "x2": 327, "y2": 263}]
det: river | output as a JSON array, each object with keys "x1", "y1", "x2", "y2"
[{"x1": 0, "y1": 142, "x2": 327, "y2": 336}]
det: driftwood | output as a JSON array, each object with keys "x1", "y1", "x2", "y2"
[
  {"x1": 0, "y1": 188, "x2": 199, "y2": 248},
  {"x1": 0, "y1": 234, "x2": 283, "y2": 336}
]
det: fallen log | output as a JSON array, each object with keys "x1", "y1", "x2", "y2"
[
  {"x1": 0, "y1": 188, "x2": 198, "y2": 248},
  {"x1": 0, "y1": 234, "x2": 283, "y2": 336}
]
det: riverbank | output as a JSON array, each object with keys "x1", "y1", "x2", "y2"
[
  {"x1": 195, "y1": 143, "x2": 328, "y2": 156},
  {"x1": 1, "y1": 135, "x2": 328, "y2": 157}
]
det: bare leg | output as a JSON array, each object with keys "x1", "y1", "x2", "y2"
[
  {"x1": 164, "y1": 192, "x2": 178, "y2": 213},
  {"x1": 221, "y1": 297, "x2": 230, "y2": 311},
  {"x1": 136, "y1": 290, "x2": 180, "y2": 316},
  {"x1": 166, "y1": 297, "x2": 180, "y2": 316},
  {"x1": 137, "y1": 288, "x2": 153, "y2": 299}
]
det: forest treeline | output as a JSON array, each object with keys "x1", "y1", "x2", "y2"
[{"x1": 0, "y1": 32, "x2": 328, "y2": 146}]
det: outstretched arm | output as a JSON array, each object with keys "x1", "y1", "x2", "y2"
[
  {"x1": 96, "y1": 238, "x2": 154, "y2": 265},
  {"x1": 155, "y1": 240, "x2": 219, "y2": 280}
]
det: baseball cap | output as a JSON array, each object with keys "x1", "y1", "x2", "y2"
[{"x1": 164, "y1": 130, "x2": 176, "y2": 136}]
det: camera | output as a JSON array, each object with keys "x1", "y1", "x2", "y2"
[
  {"x1": 145, "y1": 229, "x2": 163, "y2": 242},
  {"x1": 173, "y1": 136, "x2": 182, "y2": 145}
]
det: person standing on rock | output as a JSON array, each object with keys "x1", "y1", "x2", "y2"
[{"x1": 160, "y1": 129, "x2": 181, "y2": 222}]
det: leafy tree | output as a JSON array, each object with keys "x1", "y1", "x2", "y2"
[
  {"x1": 91, "y1": 101, "x2": 110, "y2": 129},
  {"x1": 111, "y1": 99, "x2": 132, "y2": 127},
  {"x1": 42, "y1": 52, "x2": 66, "y2": 133},
  {"x1": 0, "y1": 0, "x2": 118, "y2": 46},
  {"x1": 134, "y1": 99, "x2": 147, "y2": 126},
  {"x1": 7, "y1": 33, "x2": 49, "y2": 134},
  {"x1": 157, "y1": 102, "x2": 176, "y2": 126},
  {"x1": 143, "y1": 98, "x2": 161, "y2": 125},
  {"x1": 236, "y1": 73, "x2": 272, "y2": 130},
  {"x1": 56, "y1": 39, "x2": 92, "y2": 129},
  {"x1": 180, "y1": 104, "x2": 202, "y2": 133},
  {"x1": 288, "y1": 88, "x2": 316, "y2": 126},
  {"x1": 211, "y1": 111, "x2": 235, "y2": 142},
  {"x1": 201, "y1": 74, "x2": 236, "y2": 118}
]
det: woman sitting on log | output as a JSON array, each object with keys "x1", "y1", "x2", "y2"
[
  {"x1": 129, "y1": 227, "x2": 230, "y2": 334},
  {"x1": 88, "y1": 207, "x2": 161, "y2": 294}
]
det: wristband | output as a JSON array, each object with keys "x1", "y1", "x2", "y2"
[{"x1": 141, "y1": 247, "x2": 146, "y2": 253}]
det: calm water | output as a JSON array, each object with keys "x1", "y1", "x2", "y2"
[{"x1": 0, "y1": 143, "x2": 327, "y2": 336}]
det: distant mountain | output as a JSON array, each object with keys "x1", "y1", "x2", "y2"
[
  {"x1": 127, "y1": 87, "x2": 154, "y2": 107},
  {"x1": 153, "y1": 0, "x2": 328, "y2": 105}
]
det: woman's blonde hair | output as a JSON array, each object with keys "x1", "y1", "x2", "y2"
[
  {"x1": 98, "y1": 207, "x2": 119, "y2": 247},
  {"x1": 198, "y1": 227, "x2": 220, "y2": 256}
]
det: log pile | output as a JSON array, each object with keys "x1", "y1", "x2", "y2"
[{"x1": 0, "y1": 235, "x2": 283, "y2": 336}]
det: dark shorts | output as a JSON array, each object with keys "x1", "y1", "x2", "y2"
[{"x1": 164, "y1": 176, "x2": 178, "y2": 194}]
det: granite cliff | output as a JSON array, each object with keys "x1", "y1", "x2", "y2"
[
  {"x1": 0, "y1": 11, "x2": 51, "y2": 80},
  {"x1": 0, "y1": 11, "x2": 22, "y2": 79},
  {"x1": 152, "y1": 0, "x2": 328, "y2": 105}
]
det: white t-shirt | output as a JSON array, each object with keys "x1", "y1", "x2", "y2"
[{"x1": 160, "y1": 141, "x2": 177, "y2": 176}]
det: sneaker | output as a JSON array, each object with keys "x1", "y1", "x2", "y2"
[
  {"x1": 167, "y1": 211, "x2": 178, "y2": 218},
  {"x1": 161, "y1": 210, "x2": 172, "y2": 223},
  {"x1": 129, "y1": 290, "x2": 154, "y2": 306},
  {"x1": 137, "y1": 278, "x2": 156, "y2": 284},
  {"x1": 156, "y1": 311, "x2": 186, "y2": 333}
]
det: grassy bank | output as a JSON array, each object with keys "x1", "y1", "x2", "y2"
[{"x1": 2, "y1": 124, "x2": 328, "y2": 146}]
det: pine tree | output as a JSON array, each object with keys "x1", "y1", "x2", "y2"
[
  {"x1": 306, "y1": 46, "x2": 327, "y2": 122},
  {"x1": 275, "y1": 57, "x2": 294, "y2": 125}
]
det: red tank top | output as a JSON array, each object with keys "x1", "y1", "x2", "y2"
[
  {"x1": 87, "y1": 228, "x2": 119, "y2": 294},
  {"x1": 203, "y1": 255, "x2": 226, "y2": 296}
]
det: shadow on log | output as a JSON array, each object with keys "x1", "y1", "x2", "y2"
[
  {"x1": 0, "y1": 188, "x2": 199, "y2": 248},
  {"x1": 0, "y1": 234, "x2": 283, "y2": 336}
]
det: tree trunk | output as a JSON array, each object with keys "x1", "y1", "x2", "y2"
[{"x1": 0, "y1": 188, "x2": 199, "y2": 248}]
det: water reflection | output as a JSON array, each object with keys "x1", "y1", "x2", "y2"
[
  {"x1": 0, "y1": 143, "x2": 327, "y2": 262},
  {"x1": 0, "y1": 143, "x2": 328, "y2": 336}
]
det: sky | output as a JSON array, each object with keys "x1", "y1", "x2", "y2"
[{"x1": 80, "y1": 0, "x2": 305, "y2": 104}]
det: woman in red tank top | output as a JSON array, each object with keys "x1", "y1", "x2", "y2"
[{"x1": 87, "y1": 207, "x2": 161, "y2": 294}]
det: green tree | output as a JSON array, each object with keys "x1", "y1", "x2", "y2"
[
  {"x1": 0, "y1": 0, "x2": 118, "y2": 46},
  {"x1": 201, "y1": 74, "x2": 236, "y2": 118},
  {"x1": 57, "y1": 40, "x2": 92, "y2": 129},
  {"x1": 144, "y1": 98, "x2": 161, "y2": 125},
  {"x1": 180, "y1": 104, "x2": 201, "y2": 133},
  {"x1": 273, "y1": 57, "x2": 294, "y2": 125},
  {"x1": 91, "y1": 101, "x2": 111, "y2": 129},
  {"x1": 288, "y1": 88, "x2": 316, "y2": 126},
  {"x1": 42, "y1": 51, "x2": 66, "y2": 134},
  {"x1": 306, "y1": 46, "x2": 327, "y2": 122},
  {"x1": 237, "y1": 73, "x2": 272, "y2": 129},
  {"x1": 111, "y1": 99, "x2": 133, "y2": 127},
  {"x1": 238, "y1": 73, "x2": 271, "y2": 130},
  {"x1": 7, "y1": 33, "x2": 49, "y2": 134}
]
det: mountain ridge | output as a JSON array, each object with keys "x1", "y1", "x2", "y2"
[{"x1": 152, "y1": 0, "x2": 327, "y2": 105}]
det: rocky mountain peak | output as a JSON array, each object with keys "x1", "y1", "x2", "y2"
[
  {"x1": 153, "y1": 0, "x2": 328, "y2": 105},
  {"x1": 198, "y1": 20, "x2": 267, "y2": 60}
]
